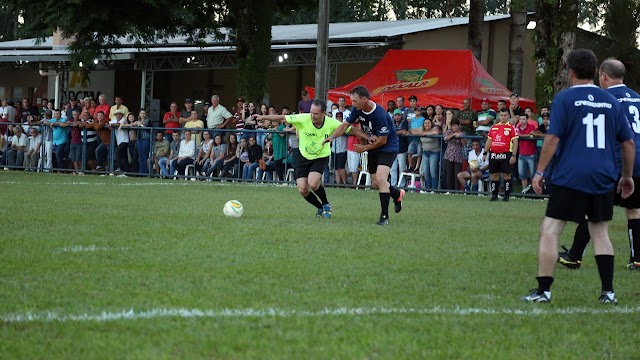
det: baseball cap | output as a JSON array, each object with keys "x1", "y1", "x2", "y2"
[
  {"x1": 114, "y1": 109, "x2": 124, "y2": 115},
  {"x1": 481, "y1": 98, "x2": 489, "y2": 103},
  {"x1": 408, "y1": 95, "x2": 418, "y2": 101},
  {"x1": 184, "y1": 98, "x2": 193, "y2": 103},
  {"x1": 393, "y1": 109, "x2": 403, "y2": 115},
  {"x1": 204, "y1": 101, "x2": 211, "y2": 106},
  {"x1": 510, "y1": 93, "x2": 519, "y2": 98},
  {"x1": 44, "y1": 109, "x2": 53, "y2": 116}
]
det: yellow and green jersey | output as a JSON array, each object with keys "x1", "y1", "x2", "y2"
[{"x1": 285, "y1": 114, "x2": 344, "y2": 160}]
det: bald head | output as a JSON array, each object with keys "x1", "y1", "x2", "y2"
[{"x1": 599, "y1": 58, "x2": 625, "y2": 80}]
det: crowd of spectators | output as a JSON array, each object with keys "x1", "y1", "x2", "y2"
[{"x1": 0, "y1": 90, "x2": 550, "y2": 193}]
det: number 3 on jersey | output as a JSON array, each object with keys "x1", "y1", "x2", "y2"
[
  {"x1": 582, "y1": 113, "x2": 605, "y2": 149},
  {"x1": 629, "y1": 105, "x2": 640, "y2": 134}
]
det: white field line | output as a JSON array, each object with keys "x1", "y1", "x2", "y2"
[
  {"x1": 58, "y1": 245, "x2": 128, "y2": 253},
  {"x1": 2, "y1": 306, "x2": 640, "y2": 323}
]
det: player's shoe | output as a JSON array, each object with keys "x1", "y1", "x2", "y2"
[
  {"x1": 502, "y1": 196, "x2": 509, "y2": 202},
  {"x1": 521, "y1": 289, "x2": 551, "y2": 303},
  {"x1": 315, "y1": 208, "x2": 323, "y2": 218},
  {"x1": 599, "y1": 291, "x2": 618, "y2": 305},
  {"x1": 376, "y1": 215, "x2": 389, "y2": 226},
  {"x1": 521, "y1": 184, "x2": 532, "y2": 194},
  {"x1": 394, "y1": 189, "x2": 405, "y2": 213},
  {"x1": 322, "y1": 203, "x2": 332, "y2": 218},
  {"x1": 558, "y1": 245, "x2": 581, "y2": 269},
  {"x1": 490, "y1": 196, "x2": 498, "y2": 202},
  {"x1": 626, "y1": 261, "x2": 640, "y2": 270}
]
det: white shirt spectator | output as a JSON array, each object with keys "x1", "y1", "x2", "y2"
[
  {"x1": 11, "y1": 133, "x2": 28, "y2": 148},
  {"x1": 28, "y1": 134, "x2": 42, "y2": 152},
  {"x1": 178, "y1": 139, "x2": 196, "y2": 158},
  {"x1": 332, "y1": 108, "x2": 351, "y2": 119},
  {"x1": 468, "y1": 148, "x2": 488, "y2": 169},
  {"x1": 112, "y1": 119, "x2": 129, "y2": 145},
  {"x1": 206, "y1": 105, "x2": 232, "y2": 128}
]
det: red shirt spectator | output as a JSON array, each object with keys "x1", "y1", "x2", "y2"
[
  {"x1": 163, "y1": 102, "x2": 180, "y2": 134},
  {"x1": 516, "y1": 119, "x2": 537, "y2": 156}
]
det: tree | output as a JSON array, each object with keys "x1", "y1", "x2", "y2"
[
  {"x1": 506, "y1": 0, "x2": 529, "y2": 95},
  {"x1": 467, "y1": 0, "x2": 486, "y2": 61},
  {"x1": 0, "y1": 3, "x2": 19, "y2": 41}
]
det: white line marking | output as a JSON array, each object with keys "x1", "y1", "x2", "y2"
[
  {"x1": 2, "y1": 306, "x2": 640, "y2": 323},
  {"x1": 58, "y1": 245, "x2": 128, "y2": 253}
]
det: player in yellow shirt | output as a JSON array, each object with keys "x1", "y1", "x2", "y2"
[{"x1": 252, "y1": 100, "x2": 363, "y2": 218}]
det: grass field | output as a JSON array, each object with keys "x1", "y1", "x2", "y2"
[{"x1": 0, "y1": 172, "x2": 638, "y2": 359}]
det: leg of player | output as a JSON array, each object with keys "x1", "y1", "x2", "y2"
[
  {"x1": 625, "y1": 208, "x2": 640, "y2": 270},
  {"x1": 308, "y1": 171, "x2": 331, "y2": 218},
  {"x1": 522, "y1": 217, "x2": 566, "y2": 303},
  {"x1": 589, "y1": 221, "x2": 618, "y2": 304},
  {"x1": 375, "y1": 164, "x2": 403, "y2": 225},
  {"x1": 297, "y1": 177, "x2": 323, "y2": 217},
  {"x1": 490, "y1": 173, "x2": 500, "y2": 201},
  {"x1": 502, "y1": 172, "x2": 512, "y2": 202},
  {"x1": 558, "y1": 219, "x2": 589, "y2": 269}
]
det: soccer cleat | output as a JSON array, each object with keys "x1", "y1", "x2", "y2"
[
  {"x1": 322, "y1": 203, "x2": 332, "y2": 218},
  {"x1": 521, "y1": 289, "x2": 551, "y2": 303},
  {"x1": 521, "y1": 184, "x2": 532, "y2": 194},
  {"x1": 376, "y1": 216, "x2": 389, "y2": 226},
  {"x1": 626, "y1": 261, "x2": 640, "y2": 270},
  {"x1": 599, "y1": 291, "x2": 618, "y2": 305},
  {"x1": 558, "y1": 245, "x2": 581, "y2": 269},
  {"x1": 315, "y1": 208, "x2": 323, "y2": 218},
  {"x1": 394, "y1": 189, "x2": 405, "y2": 213},
  {"x1": 490, "y1": 196, "x2": 498, "y2": 202},
  {"x1": 502, "y1": 196, "x2": 509, "y2": 202}
]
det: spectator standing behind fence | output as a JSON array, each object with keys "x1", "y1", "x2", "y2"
[
  {"x1": 94, "y1": 95, "x2": 110, "y2": 123},
  {"x1": 51, "y1": 110, "x2": 69, "y2": 171},
  {"x1": 153, "y1": 131, "x2": 169, "y2": 175},
  {"x1": 432, "y1": 104, "x2": 445, "y2": 129},
  {"x1": 173, "y1": 130, "x2": 196, "y2": 176},
  {"x1": 458, "y1": 98, "x2": 476, "y2": 154},
  {"x1": 419, "y1": 118, "x2": 441, "y2": 190},
  {"x1": 206, "y1": 95, "x2": 233, "y2": 139},
  {"x1": 407, "y1": 107, "x2": 424, "y2": 173},
  {"x1": 255, "y1": 105, "x2": 270, "y2": 147},
  {"x1": 220, "y1": 133, "x2": 239, "y2": 178},
  {"x1": 163, "y1": 102, "x2": 180, "y2": 143},
  {"x1": 82, "y1": 97, "x2": 95, "y2": 117},
  {"x1": 24, "y1": 127, "x2": 41, "y2": 171},
  {"x1": 475, "y1": 98, "x2": 496, "y2": 141},
  {"x1": 390, "y1": 109, "x2": 409, "y2": 187},
  {"x1": 178, "y1": 98, "x2": 194, "y2": 126},
  {"x1": 109, "y1": 96, "x2": 128, "y2": 122},
  {"x1": 483, "y1": 108, "x2": 519, "y2": 202},
  {"x1": 36, "y1": 110, "x2": 53, "y2": 171},
  {"x1": 516, "y1": 114, "x2": 538, "y2": 193},
  {"x1": 7, "y1": 125, "x2": 27, "y2": 168},
  {"x1": 92, "y1": 111, "x2": 111, "y2": 171},
  {"x1": 298, "y1": 89, "x2": 313, "y2": 113},
  {"x1": 273, "y1": 121, "x2": 288, "y2": 181},
  {"x1": 184, "y1": 110, "x2": 205, "y2": 146},
  {"x1": 78, "y1": 110, "x2": 98, "y2": 171},
  {"x1": 242, "y1": 136, "x2": 262, "y2": 180},
  {"x1": 68, "y1": 110, "x2": 83, "y2": 175},
  {"x1": 443, "y1": 118, "x2": 465, "y2": 190},
  {"x1": 134, "y1": 110, "x2": 151, "y2": 175},
  {"x1": 112, "y1": 110, "x2": 129, "y2": 174},
  {"x1": 126, "y1": 113, "x2": 138, "y2": 173}
]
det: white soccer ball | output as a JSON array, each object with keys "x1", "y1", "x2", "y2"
[{"x1": 223, "y1": 200, "x2": 244, "y2": 218}]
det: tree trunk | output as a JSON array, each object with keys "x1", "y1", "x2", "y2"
[
  {"x1": 533, "y1": 0, "x2": 556, "y2": 107},
  {"x1": 507, "y1": 4, "x2": 527, "y2": 94},
  {"x1": 231, "y1": 0, "x2": 274, "y2": 104},
  {"x1": 552, "y1": 0, "x2": 578, "y2": 93},
  {"x1": 467, "y1": 0, "x2": 485, "y2": 62}
]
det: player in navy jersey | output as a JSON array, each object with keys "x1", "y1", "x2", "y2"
[
  {"x1": 522, "y1": 49, "x2": 635, "y2": 304},
  {"x1": 324, "y1": 86, "x2": 405, "y2": 225},
  {"x1": 558, "y1": 58, "x2": 640, "y2": 272}
]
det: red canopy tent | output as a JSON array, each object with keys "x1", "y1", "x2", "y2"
[{"x1": 308, "y1": 49, "x2": 535, "y2": 111}]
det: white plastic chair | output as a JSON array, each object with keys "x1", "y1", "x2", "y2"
[{"x1": 356, "y1": 152, "x2": 371, "y2": 189}]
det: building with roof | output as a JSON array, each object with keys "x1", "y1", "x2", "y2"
[{"x1": 0, "y1": 14, "x2": 537, "y2": 121}]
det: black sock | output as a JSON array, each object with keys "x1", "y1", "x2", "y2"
[
  {"x1": 570, "y1": 220, "x2": 590, "y2": 261},
  {"x1": 379, "y1": 192, "x2": 390, "y2": 218},
  {"x1": 389, "y1": 186, "x2": 400, "y2": 201},
  {"x1": 304, "y1": 193, "x2": 322, "y2": 209},
  {"x1": 504, "y1": 179, "x2": 511, "y2": 198},
  {"x1": 628, "y1": 219, "x2": 640, "y2": 262},
  {"x1": 536, "y1": 276, "x2": 554, "y2": 292},
  {"x1": 491, "y1": 180, "x2": 500, "y2": 198},
  {"x1": 314, "y1": 185, "x2": 329, "y2": 205},
  {"x1": 595, "y1": 255, "x2": 615, "y2": 293}
]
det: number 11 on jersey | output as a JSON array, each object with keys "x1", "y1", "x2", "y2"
[{"x1": 583, "y1": 113, "x2": 605, "y2": 149}]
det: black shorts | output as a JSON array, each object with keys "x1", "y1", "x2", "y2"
[
  {"x1": 332, "y1": 152, "x2": 347, "y2": 170},
  {"x1": 295, "y1": 155, "x2": 329, "y2": 179},
  {"x1": 368, "y1": 151, "x2": 396, "y2": 174},
  {"x1": 488, "y1": 152, "x2": 512, "y2": 174},
  {"x1": 85, "y1": 141, "x2": 98, "y2": 161},
  {"x1": 614, "y1": 176, "x2": 640, "y2": 209},
  {"x1": 546, "y1": 184, "x2": 614, "y2": 223}
]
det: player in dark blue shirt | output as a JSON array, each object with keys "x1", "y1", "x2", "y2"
[
  {"x1": 558, "y1": 58, "x2": 640, "y2": 272},
  {"x1": 324, "y1": 86, "x2": 404, "y2": 225},
  {"x1": 523, "y1": 49, "x2": 635, "y2": 305}
]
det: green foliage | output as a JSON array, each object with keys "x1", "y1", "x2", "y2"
[{"x1": 1, "y1": 172, "x2": 640, "y2": 357}]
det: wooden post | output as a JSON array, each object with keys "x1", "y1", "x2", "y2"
[{"x1": 314, "y1": 0, "x2": 330, "y2": 102}]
